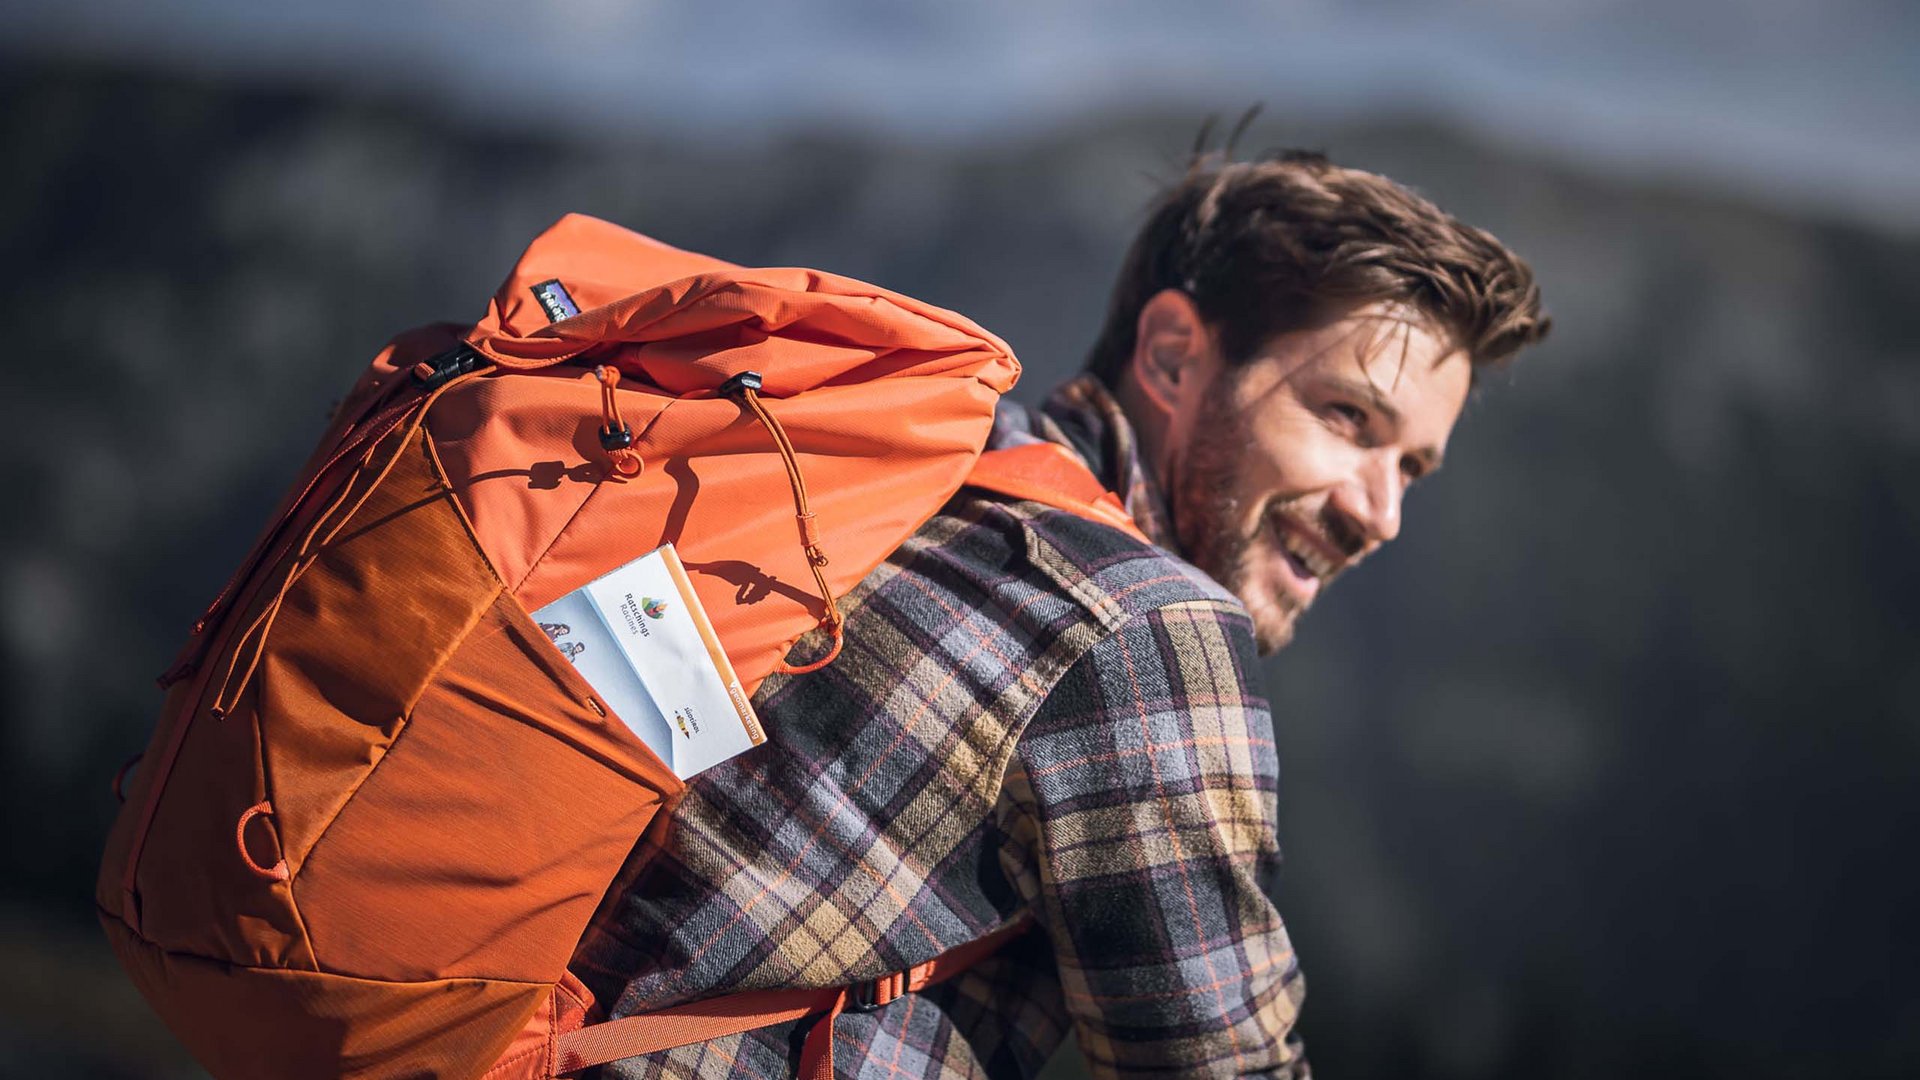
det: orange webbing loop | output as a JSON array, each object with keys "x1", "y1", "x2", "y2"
[
  {"x1": 204, "y1": 365, "x2": 490, "y2": 720},
  {"x1": 234, "y1": 800, "x2": 289, "y2": 882},
  {"x1": 551, "y1": 916, "x2": 1032, "y2": 1075},
  {"x1": 798, "y1": 989, "x2": 849, "y2": 1080},
  {"x1": 555, "y1": 986, "x2": 838, "y2": 1075},
  {"x1": 594, "y1": 365, "x2": 645, "y2": 478},
  {"x1": 721, "y1": 374, "x2": 844, "y2": 674}
]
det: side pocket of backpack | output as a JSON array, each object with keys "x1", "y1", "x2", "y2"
[
  {"x1": 287, "y1": 424, "x2": 683, "y2": 983},
  {"x1": 266, "y1": 424, "x2": 683, "y2": 1076}
]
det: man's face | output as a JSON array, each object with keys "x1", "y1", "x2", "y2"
[{"x1": 1163, "y1": 305, "x2": 1472, "y2": 654}]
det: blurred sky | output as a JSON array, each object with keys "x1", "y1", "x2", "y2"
[{"x1": 4, "y1": 0, "x2": 1916, "y2": 232}]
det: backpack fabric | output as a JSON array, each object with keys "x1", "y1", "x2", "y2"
[{"x1": 97, "y1": 215, "x2": 1135, "y2": 1078}]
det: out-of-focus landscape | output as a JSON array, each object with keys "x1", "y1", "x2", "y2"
[{"x1": 2, "y1": 3, "x2": 1916, "y2": 1077}]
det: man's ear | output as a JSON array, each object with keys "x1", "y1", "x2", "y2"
[{"x1": 1129, "y1": 289, "x2": 1212, "y2": 417}]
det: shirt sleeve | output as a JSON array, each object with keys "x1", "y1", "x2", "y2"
[{"x1": 996, "y1": 598, "x2": 1309, "y2": 1078}]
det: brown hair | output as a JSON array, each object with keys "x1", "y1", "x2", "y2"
[{"x1": 1085, "y1": 148, "x2": 1551, "y2": 383}]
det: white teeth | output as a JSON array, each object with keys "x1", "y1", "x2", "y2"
[{"x1": 1275, "y1": 523, "x2": 1335, "y2": 579}]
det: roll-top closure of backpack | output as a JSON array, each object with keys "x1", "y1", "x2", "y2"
[{"x1": 465, "y1": 214, "x2": 1018, "y2": 399}]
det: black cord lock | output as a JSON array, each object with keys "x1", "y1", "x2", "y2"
[
  {"x1": 598, "y1": 422, "x2": 634, "y2": 451},
  {"x1": 717, "y1": 370, "x2": 764, "y2": 398}
]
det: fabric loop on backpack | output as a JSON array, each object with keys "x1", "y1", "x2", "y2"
[
  {"x1": 594, "y1": 365, "x2": 645, "y2": 478},
  {"x1": 775, "y1": 619, "x2": 845, "y2": 677},
  {"x1": 234, "y1": 801, "x2": 289, "y2": 882}
]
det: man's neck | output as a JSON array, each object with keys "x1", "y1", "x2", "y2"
[{"x1": 1108, "y1": 375, "x2": 1173, "y2": 495}]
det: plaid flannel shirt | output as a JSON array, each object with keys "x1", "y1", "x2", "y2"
[{"x1": 576, "y1": 377, "x2": 1308, "y2": 1078}]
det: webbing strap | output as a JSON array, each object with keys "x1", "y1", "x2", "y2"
[
  {"x1": 555, "y1": 986, "x2": 834, "y2": 1074},
  {"x1": 553, "y1": 916, "x2": 1032, "y2": 1076},
  {"x1": 965, "y1": 443, "x2": 1149, "y2": 544}
]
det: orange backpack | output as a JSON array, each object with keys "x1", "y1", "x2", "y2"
[{"x1": 97, "y1": 214, "x2": 1142, "y2": 1079}]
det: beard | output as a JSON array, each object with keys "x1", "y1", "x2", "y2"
[{"x1": 1167, "y1": 377, "x2": 1312, "y2": 656}]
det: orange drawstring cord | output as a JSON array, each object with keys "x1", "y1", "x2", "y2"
[
  {"x1": 156, "y1": 352, "x2": 456, "y2": 691},
  {"x1": 595, "y1": 366, "x2": 645, "y2": 478},
  {"x1": 719, "y1": 372, "x2": 844, "y2": 675},
  {"x1": 205, "y1": 366, "x2": 486, "y2": 720},
  {"x1": 204, "y1": 436, "x2": 371, "y2": 718}
]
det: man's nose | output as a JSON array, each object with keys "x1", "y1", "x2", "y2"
[{"x1": 1330, "y1": 452, "x2": 1403, "y2": 549}]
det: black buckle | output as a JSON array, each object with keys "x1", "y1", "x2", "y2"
[
  {"x1": 845, "y1": 977, "x2": 886, "y2": 1013},
  {"x1": 717, "y1": 370, "x2": 764, "y2": 398},
  {"x1": 411, "y1": 345, "x2": 482, "y2": 390}
]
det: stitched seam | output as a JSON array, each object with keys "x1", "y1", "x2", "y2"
[{"x1": 486, "y1": 1039, "x2": 547, "y2": 1079}]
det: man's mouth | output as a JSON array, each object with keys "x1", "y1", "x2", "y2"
[{"x1": 1267, "y1": 511, "x2": 1341, "y2": 595}]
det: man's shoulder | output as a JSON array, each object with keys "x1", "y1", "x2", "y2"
[
  {"x1": 804, "y1": 483, "x2": 1255, "y2": 761},
  {"x1": 888, "y1": 483, "x2": 1247, "y2": 639}
]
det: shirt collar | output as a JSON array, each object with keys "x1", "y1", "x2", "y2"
[{"x1": 1036, "y1": 374, "x2": 1177, "y2": 550}]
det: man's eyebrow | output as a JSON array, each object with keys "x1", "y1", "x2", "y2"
[
  {"x1": 1320, "y1": 373, "x2": 1402, "y2": 425},
  {"x1": 1318, "y1": 374, "x2": 1445, "y2": 472}
]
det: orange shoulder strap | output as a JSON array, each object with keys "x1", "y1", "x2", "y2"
[
  {"x1": 552, "y1": 916, "x2": 1032, "y2": 1077},
  {"x1": 965, "y1": 442, "x2": 1150, "y2": 544}
]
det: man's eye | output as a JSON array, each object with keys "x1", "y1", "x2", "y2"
[{"x1": 1328, "y1": 402, "x2": 1367, "y2": 427}]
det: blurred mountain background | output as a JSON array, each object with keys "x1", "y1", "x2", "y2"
[{"x1": 2, "y1": 2, "x2": 1916, "y2": 1077}]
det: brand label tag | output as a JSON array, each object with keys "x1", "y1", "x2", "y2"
[{"x1": 530, "y1": 278, "x2": 581, "y2": 323}]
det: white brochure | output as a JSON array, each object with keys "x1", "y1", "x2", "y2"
[{"x1": 531, "y1": 543, "x2": 764, "y2": 779}]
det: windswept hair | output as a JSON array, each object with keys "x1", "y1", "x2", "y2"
[{"x1": 1086, "y1": 138, "x2": 1551, "y2": 383}]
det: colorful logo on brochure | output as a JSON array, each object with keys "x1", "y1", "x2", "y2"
[{"x1": 641, "y1": 597, "x2": 670, "y2": 619}]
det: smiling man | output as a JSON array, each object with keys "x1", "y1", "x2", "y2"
[
  {"x1": 584, "y1": 150, "x2": 1548, "y2": 1078},
  {"x1": 1062, "y1": 150, "x2": 1549, "y2": 657},
  {"x1": 1111, "y1": 300, "x2": 1469, "y2": 653}
]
